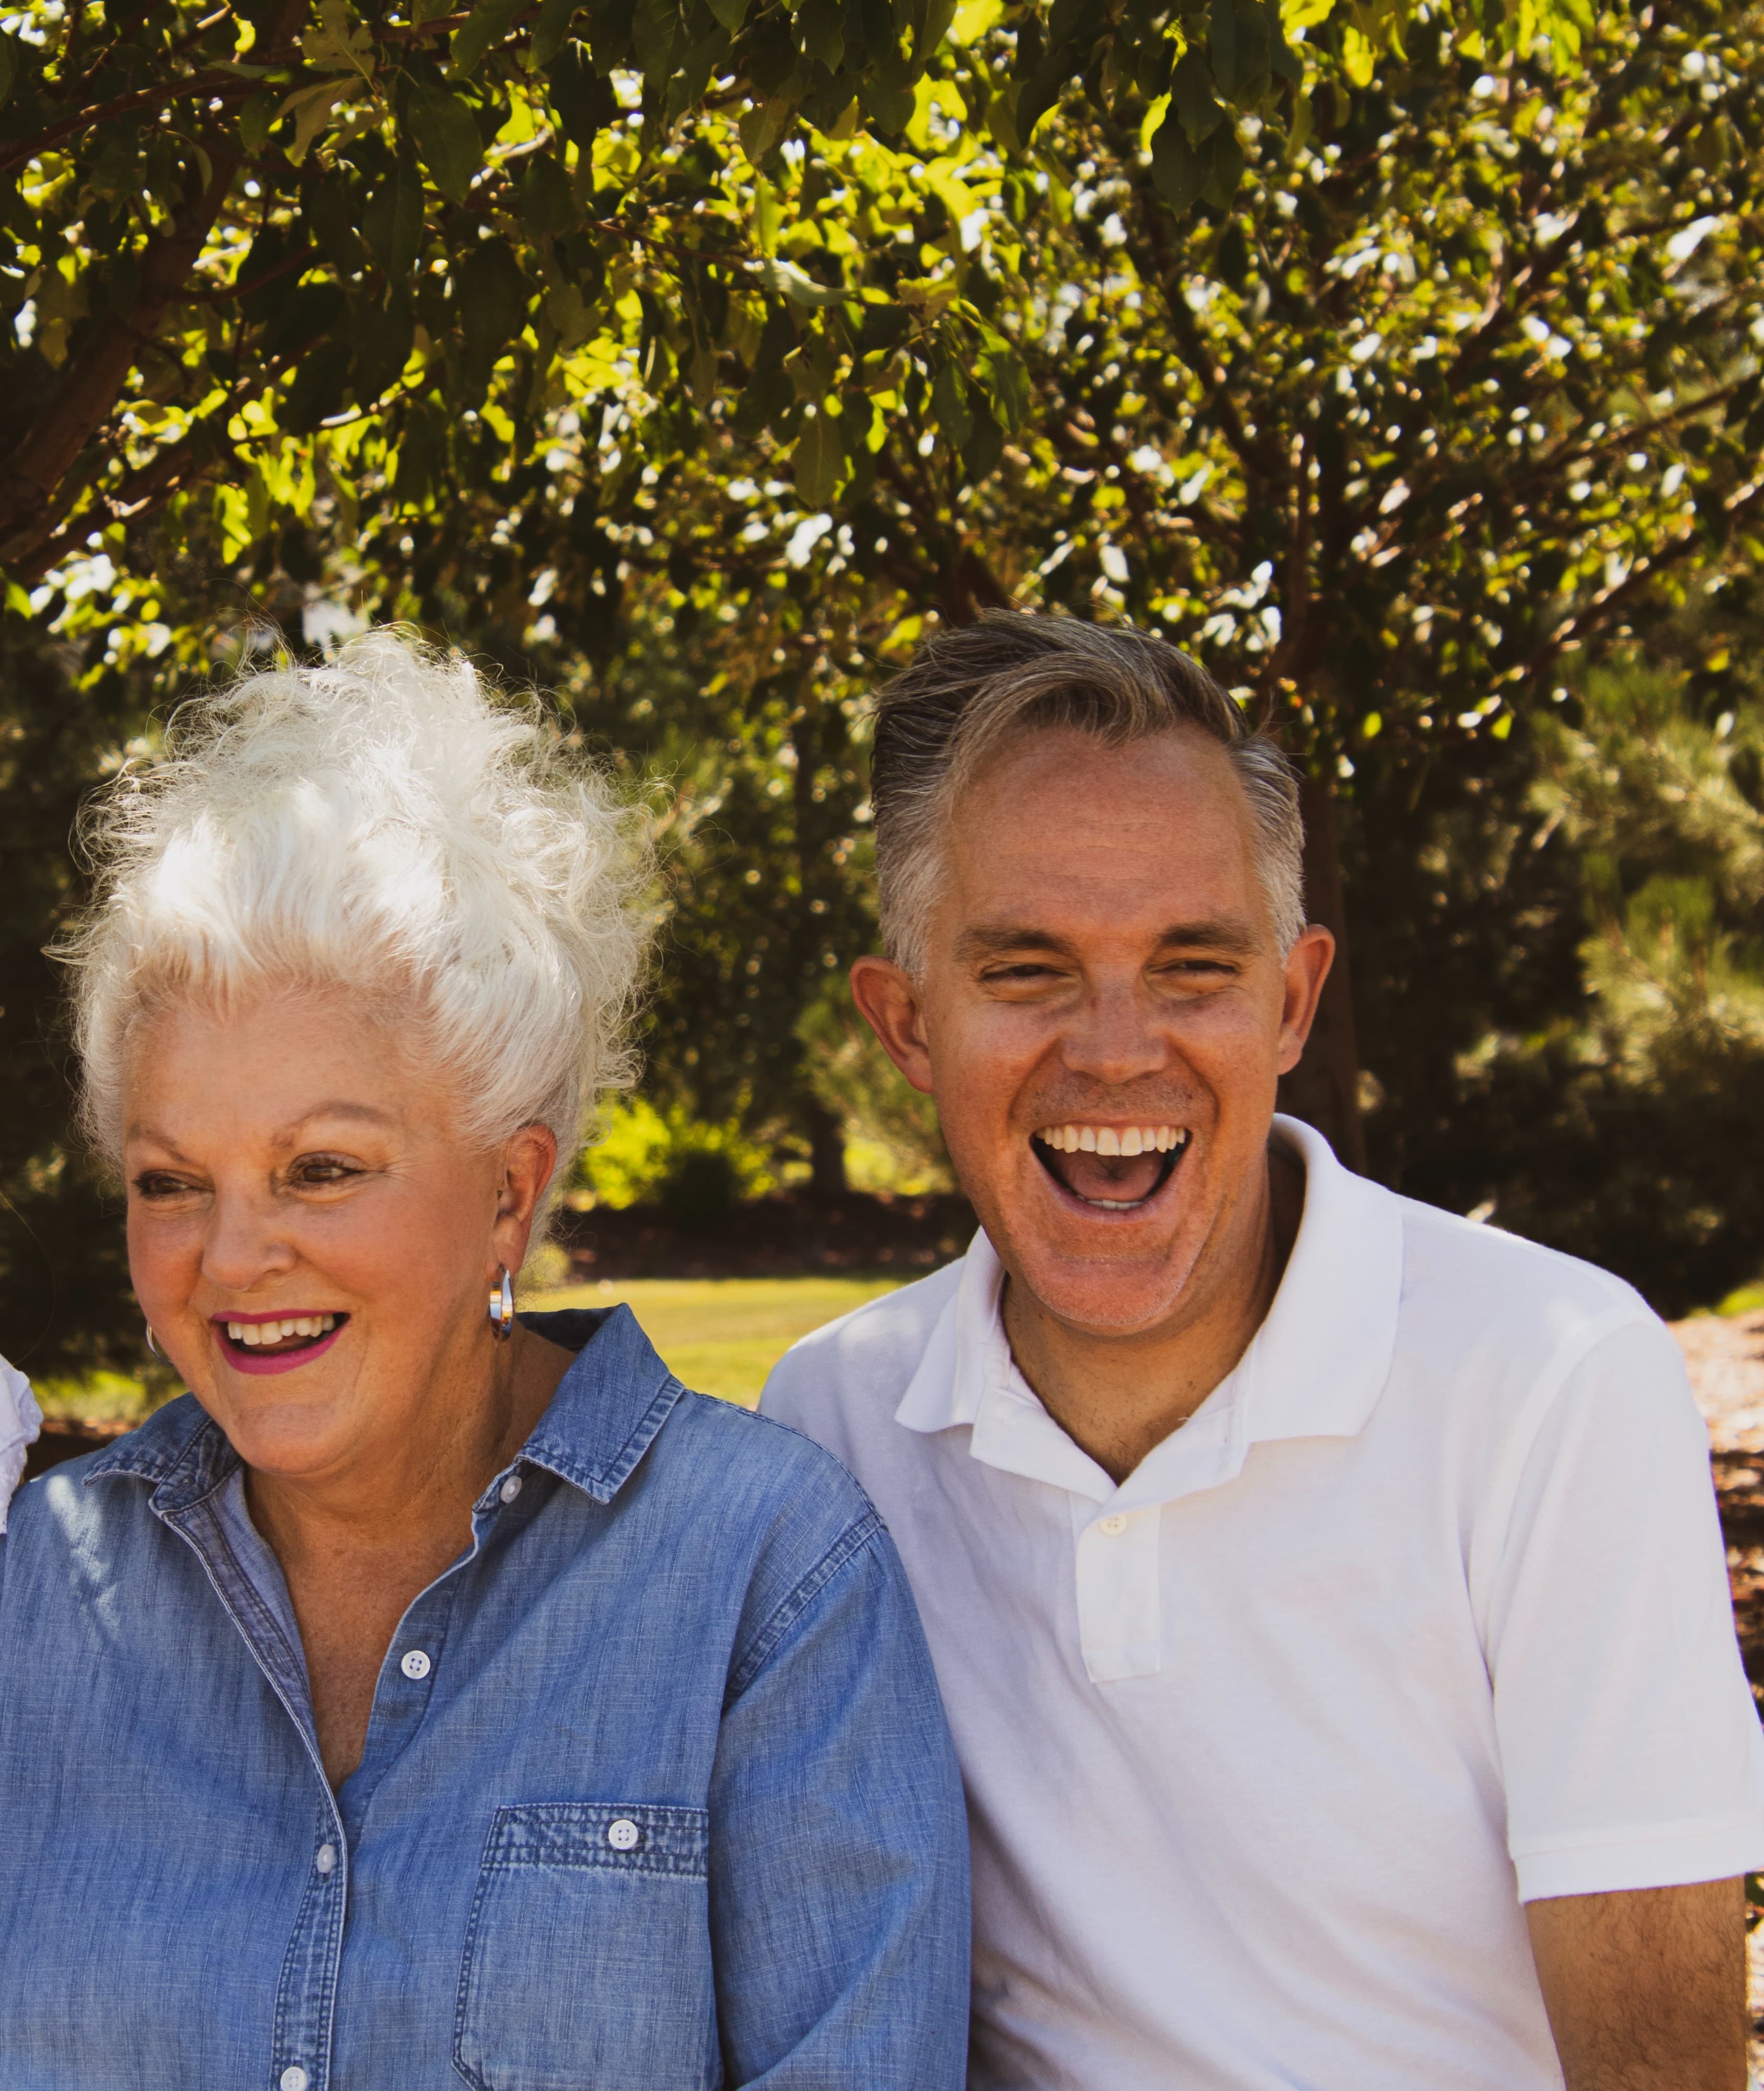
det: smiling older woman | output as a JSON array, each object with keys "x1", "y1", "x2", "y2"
[{"x1": 0, "y1": 635, "x2": 968, "y2": 2090}]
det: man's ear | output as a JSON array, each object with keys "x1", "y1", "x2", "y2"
[
  {"x1": 849, "y1": 957, "x2": 936, "y2": 1096},
  {"x1": 1275, "y1": 924, "x2": 1336, "y2": 1076}
]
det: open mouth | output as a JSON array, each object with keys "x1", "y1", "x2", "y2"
[
  {"x1": 1032, "y1": 1123, "x2": 1190, "y2": 1213},
  {"x1": 213, "y1": 1312, "x2": 348, "y2": 1377}
]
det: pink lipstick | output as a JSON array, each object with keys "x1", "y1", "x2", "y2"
[{"x1": 211, "y1": 1311, "x2": 348, "y2": 1377}]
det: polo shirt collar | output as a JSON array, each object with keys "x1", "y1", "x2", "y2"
[
  {"x1": 85, "y1": 1304, "x2": 686, "y2": 1514},
  {"x1": 895, "y1": 1115, "x2": 1404, "y2": 1498}
]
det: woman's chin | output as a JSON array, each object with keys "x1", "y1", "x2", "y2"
[{"x1": 194, "y1": 1380, "x2": 367, "y2": 1479}]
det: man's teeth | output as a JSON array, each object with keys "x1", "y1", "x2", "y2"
[
  {"x1": 1034, "y1": 1125, "x2": 1189, "y2": 1157},
  {"x1": 225, "y1": 1314, "x2": 339, "y2": 1346}
]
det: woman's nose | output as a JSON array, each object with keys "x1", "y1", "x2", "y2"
[{"x1": 200, "y1": 1194, "x2": 297, "y2": 1293}]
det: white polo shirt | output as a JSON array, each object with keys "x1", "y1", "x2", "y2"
[{"x1": 762, "y1": 1116, "x2": 1764, "y2": 2091}]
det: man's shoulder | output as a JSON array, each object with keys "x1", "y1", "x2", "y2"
[
  {"x1": 1397, "y1": 1189, "x2": 1647, "y2": 1313},
  {"x1": 762, "y1": 1259, "x2": 963, "y2": 1433},
  {"x1": 1387, "y1": 1185, "x2": 1665, "y2": 1380}
]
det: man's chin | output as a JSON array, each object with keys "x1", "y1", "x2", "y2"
[
  {"x1": 1006, "y1": 1244, "x2": 1202, "y2": 1338},
  {"x1": 993, "y1": 1173, "x2": 1207, "y2": 1336}
]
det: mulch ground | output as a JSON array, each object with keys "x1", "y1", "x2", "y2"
[{"x1": 1679, "y1": 1307, "x2": 1764, "y2": 1692}]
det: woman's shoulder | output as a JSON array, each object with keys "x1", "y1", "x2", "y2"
[
  {"x1": 3, "y1": 1396, "x2": 213, "y2": 1558},
  {"x1": 652, "y1": 1387, "x2": 881, "y2": 1541}
]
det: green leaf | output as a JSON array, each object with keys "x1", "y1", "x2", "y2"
[
  {"x1": 545, "y1": 43, "x2": 618, "y2": 150},
  {"x1": 530, "y1": 0, "x2": 579, "y2": 71},
  {"x1": 517, "y1": 150, "x2": 577, "y2": 235},
  {"x1": 363, "y1": 162, "x2": 423, "y2": 281},
  {"x1": 632, "y1": 0, "x2": 681, "y2": 83},
  {"x1": 458, "y1": 237, "x2": 533, "y2": 374},
  {"x1": 740, "y1": 84, "x2": 803, "y2": 162},
  {"x1": 408, "y1": 83, "x2": 483, "y2": 203},
  {"x1": 798, "y1": 0, "x2": 845, "y2": 71},
  {"x1": 963, "y1": 400, "x2": 1004, "y2": 481},
  {"x1": 858, "y1": 77, "x2": 915, "y2": 135},
  {"x1": 1151, "y1": 113, "x2": 1204, "y2": 212},
  {"x1": 1171, "y1": 50, "x2": 1224, "y2": 145},
  {"x1": 1265, "y1": 0, "x2": 1303, "y2": 84},
  {"x1": 451, "y1": 0, "x2": 525, "y2": 75},
  {"x1": 1203, "y1": 123, "x2": 1244, "y2": 206},
  {"x1": 350, "y1": 292, "x2": 415, "y2": 401},
  {"x1": 977, "y1": 338, "x2": 1030, "y2": 430},
  {"x1": 239, "y1": 90, "x2": 278, "y2": 152},
  {"x1": 749, "y1": 255, "x2": 848, "y2": 307},
  {"x1": 1209, "y1": 0, "x2": 1240, "y2": 99},
  {"x1": 932, "y1": 358, "x2": 973, "y2": 446},
  {"x1": 1014, "y1": 56, "x2": 1067, "y2": 142},
  {"x1": 262, "y1": 281, "x2": 346, "y2": 359},
  {"x1": 792, "y1": 403, "x2": 842, "y2": 507},
  {"x1": 704, "y1": 0, "x2": 747, "y2": 28},
  {"x1": 301, "y1": 0, "x2": 375, "y2": 75},
  {"x1": 391, "y1": 399, "x2": 443, "y2": 505},
  {"x1": 281, "y1": 339, "x2": 352, "y2": 433}
]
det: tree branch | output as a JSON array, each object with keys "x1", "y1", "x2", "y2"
[{"x1": 0, "y1": 132, "x2": 244, "y2": 570}]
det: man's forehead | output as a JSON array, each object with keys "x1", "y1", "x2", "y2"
[{"x1": 936, "y1": 728, "x2": 1270, "y2": 951}]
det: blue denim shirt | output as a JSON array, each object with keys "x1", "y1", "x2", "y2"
[{"x1": 0, "y1": 1307, "x2": 970, "y2": 2089}]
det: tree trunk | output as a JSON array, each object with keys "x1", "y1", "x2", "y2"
[
  {"x1": 802, "y1": 1096, "x2": 848, "y2": 1201},
  {"x1": 1276, "y1": 773, "x2": 1368, "y2": 1174}
]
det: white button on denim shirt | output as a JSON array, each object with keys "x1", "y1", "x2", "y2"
[{"x1": 0, "y1": 1306, "x2": 970, "y2": 2089}]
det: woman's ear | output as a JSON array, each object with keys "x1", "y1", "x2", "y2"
[
  {"x1": 490, "y1": 1123, "x2": 560, "y2": 1275},
  {"x1": 849, "y1": 957, "x2": 935, "y2": 1096}
]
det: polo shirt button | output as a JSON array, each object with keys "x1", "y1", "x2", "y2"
[
  {"x1": 499, "y1": 1474, "x2": 523, "y2": 1504},
  {"x1": 281, "y1": 2067, "x2": 309, "y2": 2091},
  {"x1": 1099, "y1": 1513, "x2": 1129, "y2": 1536},
  {"x1": 400, "y1": 1649, "x2": 432, "y2": 1680},
  {"x1": 315, "y1": 1844, "x2": 336, "y2": 1876},
  {"x1": 606, "y1": 1818, "x2": 642, "y2": 1852}
]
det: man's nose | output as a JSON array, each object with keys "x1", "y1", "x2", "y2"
[
  {"x1": 1059, "y1": 978, "x2": 1169, "y2": 1085},
  {"x1": 200, "y1": 1191, "x2": 297, "y2": 1294}
]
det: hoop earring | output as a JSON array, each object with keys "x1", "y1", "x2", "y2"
[
  {"x1": 489, "y1": 1266, "x2": 515, "y2": 1341},
  {"x1": 144, "y1": 1324, "x2": 164, "y2": 1361}
]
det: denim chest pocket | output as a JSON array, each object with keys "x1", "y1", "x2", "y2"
[{"x1": 453, "y1": 1801, "x2": 719, "y2": 2091}]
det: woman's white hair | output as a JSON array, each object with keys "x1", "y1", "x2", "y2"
[{"x1": 61, "y1": 630, "x2": 650, "y2": 1219}]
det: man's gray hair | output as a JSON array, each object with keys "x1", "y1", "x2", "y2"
[{"x1": 870, "y1": 610, "x2": 1307, "y2": 973}]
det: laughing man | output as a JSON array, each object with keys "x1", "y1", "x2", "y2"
[{"x1": 762, "y1": 611, "x2": 1763, "y2": 2090}]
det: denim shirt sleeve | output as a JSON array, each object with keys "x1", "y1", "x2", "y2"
[{"x1": 709, "y1": 1509, "x2": 970, "y2": 2089}]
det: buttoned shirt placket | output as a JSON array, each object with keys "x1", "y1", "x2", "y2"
[
  {"x1": 153, "y1": 1454, "x2": 531, "y2": 2091},
  {"x1": 950, "y1": 1243, "x2": 1260, "y2": 1686}
]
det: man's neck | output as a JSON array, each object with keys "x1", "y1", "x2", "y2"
[{"x1": 1001, "y1": 1145, "x2": 1306, "y2": 1486}]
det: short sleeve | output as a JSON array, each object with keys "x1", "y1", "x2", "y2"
[
  {"x1": 0, "y1": 1356, "x2": 39, "y2": 1537},
  {"x1": 1479, "y1": 1315, "x2": 1764, "y2": 1901}
]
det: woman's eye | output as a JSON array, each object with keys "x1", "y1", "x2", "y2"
[
  {"x1": 291, "y1": 1157, "x2": 358, "y2": 1187},
  {"x1": 131, "y1": 1172, "x2": 191, "y2": 1200}
]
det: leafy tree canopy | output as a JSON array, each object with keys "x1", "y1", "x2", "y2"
[{"x1": 1, "y1": 0, "x2": 1591, "y2": 596}]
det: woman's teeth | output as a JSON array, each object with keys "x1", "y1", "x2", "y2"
[
  {"x1": 1035, "y1": 1125, "x2": 1189, "y2": 1157},
  {"x1": 225, "y1": 1314, "x2": 338, "y2": 1347}
]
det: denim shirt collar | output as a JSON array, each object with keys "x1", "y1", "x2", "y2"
[{"x1": 81, "y1": 1304, "x2": 686, "y2": 1516}]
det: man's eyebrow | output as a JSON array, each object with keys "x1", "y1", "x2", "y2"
[
  {"x1": 953, "y1": 918, "x2": 1263, "y2": 962},
  {"x1": 954, "y1": 925, "x2": 1084, "y2": 962},
  {"x1": 1154, "y1": 917, "x2": 1261, "y2": 955}
]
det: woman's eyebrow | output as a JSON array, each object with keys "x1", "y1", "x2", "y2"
[{"x1": 271, "y1": 1101, "x2": 403, "y2": 1139}]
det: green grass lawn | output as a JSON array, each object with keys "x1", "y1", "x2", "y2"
[
  {"x1": 30, "y1": 1274, "x2": 909, "y2": 1429},
  {"x1": 520, "y1": 1274, "x2": 908, "y2": 1407}
]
